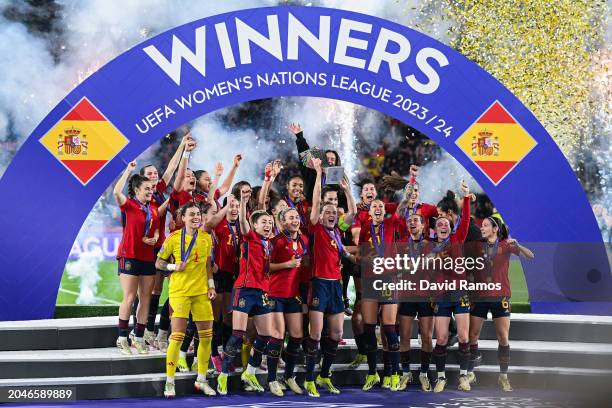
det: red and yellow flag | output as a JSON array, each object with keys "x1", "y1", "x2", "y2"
[
  {"x1": 40, "y1": 98, "x2": 128, "y2": 185},
  {"x1": 456, "y1": 101, "x2": 537, "y2": 185}
]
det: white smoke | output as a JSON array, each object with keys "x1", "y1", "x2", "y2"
[
  {"x1": 416, "y1": 151, "x2": 483, "y2": 205},
  {"x1": 189, "y1": 111, "x2": 278, "y2": 186},
  {"x1": 65, "y1": 198, "x2": 108, "y2": 305}
]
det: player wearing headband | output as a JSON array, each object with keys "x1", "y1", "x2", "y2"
[
  {"x1": 468, "y1": 216, "x2": 534, "y2": 392},
  {"x1": 216, "y1": 191, "x2": 276, "y2": 396},
  {"x1": 358, "y1": 199, "x2": 403, "y2": 391},
  {"x1": 303, "y1": 158, "x2": 357, "y2": 397},
  {"x1": 269, "y1": 207, "x2": 310, "y2": 395},
  {"x1": 156, "y1": 202, "x2": 217, "y2": 398},
  {"x1": 114, "y1": 162, "x2": 160, "y2": 355},
  {"x1": 426, "y1": 181, "x2": 471, "y2": 393}
]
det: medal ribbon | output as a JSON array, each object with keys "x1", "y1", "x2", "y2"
[
  {"x1": 260, "y1": 237, "x2": 270, "y2": 275},
  {"x1": 136, "y1": 199, "x2": 152, "y2": 237},
  {"x1": 180, "y1": 227, "x2": 198, "y2": 262},
  {"x1": 483, "y1": 239, "x2": 499, "y2": 280},
  {"x1": 370, "y1": 223, "x2": 385, "y2": 257},
  {"x1": 325, "y1": 227, "x2": 345, "y2": 262},
  {"x1": 408, "y1": 234, "x2": 424, "y2": 259},
  {"x1": 229, "y1": 222, "x2": 241, "y2": 258}
]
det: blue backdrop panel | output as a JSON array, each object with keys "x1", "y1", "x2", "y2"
[{"x1": 0, "y1": 6, "x2": 608, "y2": 320}]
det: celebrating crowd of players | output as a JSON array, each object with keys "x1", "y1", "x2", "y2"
[{"x1": 113, "y1": 124, "x2": 534, "y2": 399}]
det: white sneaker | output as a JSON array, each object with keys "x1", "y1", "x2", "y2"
[
  {"x1": 116, "y1": 337, "x2": 132, "y2": 355},
  {"x1": 195, "y1": 379, "x2": 217, "y2": 396},
  {"x1": 143, "y1": 329, "x2": 156, "y2": 345},
  {"x1": 269, "y1": 380, "x2": 284, "y2": 397},
  {"x1": 155, "y1": 333, "x2": 168, "y2": 352},
  {"x1": 133, "y1": 339, "x2": 149, "y2": 354},
  {"x1": 398, "y1": 372, "x2": 413, "y2": 391},
  {"x1": 284, "y1": 376, "x2": 303, "y2": 394},
  {"x1": 164, "y1": 381, "x2": 175, "y2": 398}
]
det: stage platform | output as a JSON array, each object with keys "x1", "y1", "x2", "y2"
[{"x1": 0, "y1": 314, "x2": 609, "y2": 403}]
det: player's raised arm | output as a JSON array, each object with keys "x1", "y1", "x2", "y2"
[
  {"x1": 340, "y1": 176, "x2": 357, "y2": 225},
  {"x1": 113, "y1": 161, "x2": 136, "y2": 206},
  {"x1": 455, "y1": 180, "x2": 471, "y2": 243},
  {"x1": 218, "y1": 154, "x2": 242, "y2": 196},
  {"x1": 310, "y1": 158, "x2": 323, "y2": 225},
  {"x1": 208, "y1": 161, "x2": 223, "y2": 203},
  {"x1": 239, "y1": 189, "x2": 251, "y2": 234},
  {"x1": 160, "y1": 133, "x2": 190, "y2": 186},
  {"x1": 205, "y1": 195, "x2": 231, "y2": 229},
  {"x1": 173, "y1": 138, "x2": 196, "y2": 191}
]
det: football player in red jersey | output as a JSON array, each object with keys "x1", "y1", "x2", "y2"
[
  {"x1": 426, "y1": 181, "x2": 471, "y2": 393},
  {"x1": 357, "y1": 199, "x2": 403, "y2": 391},
  {"x1": 303, "y1": 158, "x2": 357, "y2": 397},
  {"x1": 205, "y1": 194, "x2": 243, "y2": 373},
  {"x1": 136, "y1": 134, "x2": 190, "y2": 349},
  {"x1": 284, "y1": 174, "x2": 309, "y2": 233},
  {"x1": 269, "y1": 207, "x2": 309, "y2": 394},
  {"x1": 468, "y1": 217, "x2": 533, "y2": 392},
  {"x1": 397, "y1": 213, "x2": 435, "y2": 392},
  {"x1": 217, "y1": 190, "x2": 277, "y2": 396},
  {"x1": 113, "y1": 161, "x2": 160, "y2": 355}
]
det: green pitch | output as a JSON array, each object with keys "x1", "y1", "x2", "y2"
[{"x1": 56, "y1": 259, "x2": 529, "y2": 306}]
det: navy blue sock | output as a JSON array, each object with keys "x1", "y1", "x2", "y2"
[
  {"x1": 284, "y1": 336, "x2": 302, "y2": 378},
  {"x1": 304, "y1": 337, "x2": 319, "y2": 382},
  {"x1": 266, "y1": 337, "x2": 283, "y2": 382},
  {"x1": 321, "y1": 336, "x2": 339, "y2": 378},
  {"x1": 222, "y1": 330, "x2": 245, "y2": 374}
]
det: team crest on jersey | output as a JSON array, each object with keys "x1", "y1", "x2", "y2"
[
  {"x1": 312, "y1": 297, "x2": 320, "y2": 307},
  {"x1": 238, "y1": 298, "x2": 246, "y2": 308},
  {"x1": 57, "y1": 126, "x2": 88, "y2": 156}
]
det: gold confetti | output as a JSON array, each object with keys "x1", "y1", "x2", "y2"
[{"x1": 411, "y1": 0, "x2": 609, "y2": 166}]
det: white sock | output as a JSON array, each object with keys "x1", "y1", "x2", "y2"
[
  {"x1": 197, "y1": 373, "x2": 207, "y2": 382},
  {"x1": 118, "y1": 336, "x2": 127, "y2": 341},
  {"x1": 158, "y1": 329, "x2": 168, "y2": 339},
  {"x1": 179, "y1": 351, "x2": 187, "y2": 359},
  {"x1": 166, "y1": 376, "x2": 175, "y2": 384},
  {"x1": 437, "y1": 371, "x2": 445, "y2": 379},
  {"x1": 246, "y1": 364, "x2": 257, "y2": 375},
  {"x1": 500, "y1": 373, "x2": 508, "y2": 379},
  {"x1": 460, "y1": 369, "x2": 467, "y2": 376}
]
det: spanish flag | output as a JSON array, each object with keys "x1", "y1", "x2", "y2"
[
  {"x1": 456, "y1": 101, "x2": 536, "y2": 185},
  {"x1": 40, "y1": 98, "x2": 128, "y2": 185}
]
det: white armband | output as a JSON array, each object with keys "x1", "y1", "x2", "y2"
[
  {"x1": 167, "y1": 264, "x2": 177, "y2": 271},
  {"x1": 208, "y1": 278, "x2": 215, "y2": 289}
]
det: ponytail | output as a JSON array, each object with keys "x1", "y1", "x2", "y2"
[{"x1": 128, "y1": 174, "x2": 149, "y2": 197}]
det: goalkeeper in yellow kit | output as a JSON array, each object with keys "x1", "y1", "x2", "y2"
[{"x1": 156, "y1": 202, "x2": 217, "y2": 398}]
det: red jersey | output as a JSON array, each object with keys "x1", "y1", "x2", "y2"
[
  {"x1": 151, "y1": 179, "x2": 167, "y2": 248},
  {"x1": 214, "y1": 218, "x2": 242, "y2": 274},
  {"x1": 473, "y1": 240, "x2": 519, "y2": 298},
  {"x1": 423, "y1": 197, "x2": 470, "y2": 290},
  {"x1": 309, "y1": 221, "x2": 343, "y2": 280},
  {"x1": 358, "y1": 214, "x2": 400, "y2": 247},
  {"x1": 234, "y1": 230, "x2": 270, "y2": 291},
  {"x1": 269, "y1": 232, "x2": 309, "y2": 298},
  {"x1": 397, "y1": 203, "x2": 438, "y2": 242},
  {"x1": 352, "y1": 202, "x2": 398, "y2": 229},
  {"x1": 193, "y1": 188, "x2": 221, "y2": 205},
  {"x1": 117, "y1": 198, "x2": 160, "y2": 262}
]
